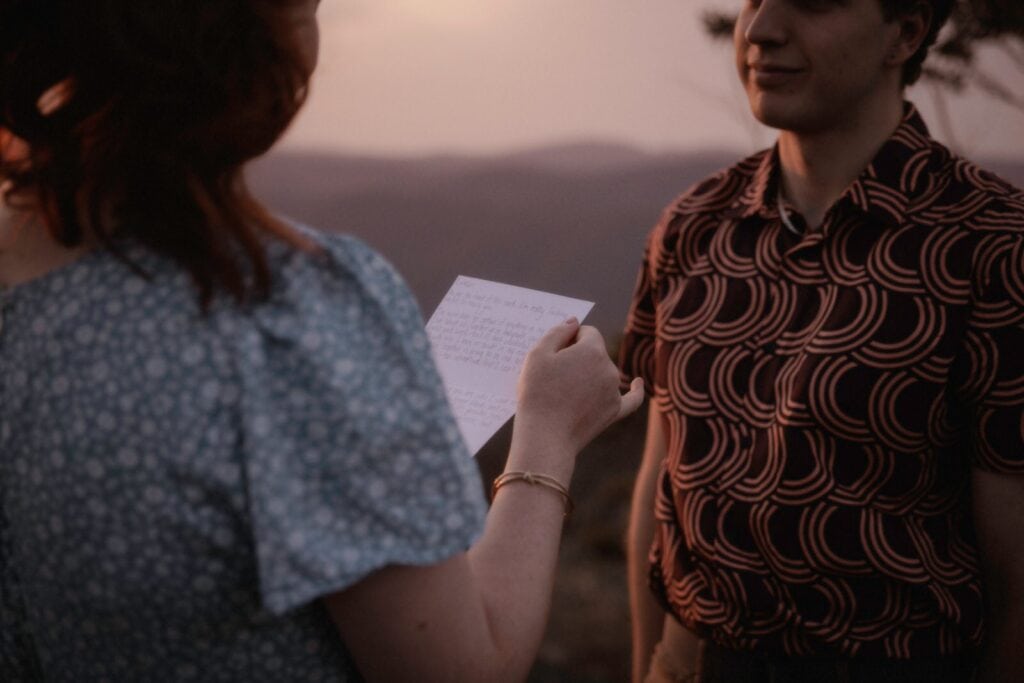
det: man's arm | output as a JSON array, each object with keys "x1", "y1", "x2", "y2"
[
  {"x1": 628, "y1": 403, "x2": 670, "y2": 682},
  {"x1": 971, "y1": 468, "x2": 1024, "y2": 682}
]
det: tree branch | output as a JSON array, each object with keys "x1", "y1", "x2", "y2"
[
  {"x1": 967, "y1": 66, "x2": 1024, "y2": 112},
  {"x1": 927, "y1": 83, "x2": 962, "y2": 153},
  {"x1": 998, "y1": 37, "x2": 1024, "y2": 73}
]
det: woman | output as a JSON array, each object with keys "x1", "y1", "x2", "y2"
[{"x1": 0, "y1": 1, "x2": 643, "y2": 680}]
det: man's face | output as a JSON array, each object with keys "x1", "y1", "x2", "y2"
[
  {"x1": 285, "y1": 0, "x2": 321, "y2": 77},
  {"x1": 734, "y1": 0, "x2": 904, "y2": 134}
]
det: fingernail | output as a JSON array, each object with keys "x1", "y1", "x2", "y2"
[{"x1": 564, "y1": 316, "x2": 578, "y2": 325}]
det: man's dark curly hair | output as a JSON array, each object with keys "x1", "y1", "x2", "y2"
[
  {"x1": 882, "y1": 0, "x2": 957, "y2": 85},
  {"x1": 0, "y1": 0, "x2": 315, "y2": 309}
]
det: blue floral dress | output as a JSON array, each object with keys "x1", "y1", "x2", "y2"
[{"x1": 0, "y1": 227, "x2": 487, "y2": 681}]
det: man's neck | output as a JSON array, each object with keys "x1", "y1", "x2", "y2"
[{"x1": 777, "y1": 95, "x2": 905, "y2": 230}]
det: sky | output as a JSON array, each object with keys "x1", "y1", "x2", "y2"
[{"x1": 278, "y1": 0, "x2": 1024, "y2": 160}]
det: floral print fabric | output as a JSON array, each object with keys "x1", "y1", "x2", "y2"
[{"x1": 0, "y1": 227, "x2": 487, "y2": 681}]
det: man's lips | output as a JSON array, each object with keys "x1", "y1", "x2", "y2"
[{"x1": 748, "y1": 63, "x2": 805, "y2": 87}]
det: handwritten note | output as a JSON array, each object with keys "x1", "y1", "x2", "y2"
[{"x1": 426, "y1": 276, "x2": 594, "y2": 455}]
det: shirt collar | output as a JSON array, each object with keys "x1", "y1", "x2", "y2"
[
  {"x1": 728, "y1": 103, "x2": 942, "y2": 228},
  {"x1": 727, "y1": 149, "x2": 777, "y2": 221}
]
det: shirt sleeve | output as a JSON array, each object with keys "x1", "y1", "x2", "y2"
[
  {"x1": 618, "y1": 213, "x2": 671, "y2": 398},
  {"x1": 231, "y1": 229, "x2": 488, "y2": 616},
  {"x1": 959, "y1": 235, "x2": 1024, "y2": 474}
]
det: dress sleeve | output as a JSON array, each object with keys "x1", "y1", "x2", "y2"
[
  {"x1": 231, "y1": 230, "x2": 488, "y2": 616},
  {"x1": 957, "y1": 235, "x2": 1024, "y2": 474}
]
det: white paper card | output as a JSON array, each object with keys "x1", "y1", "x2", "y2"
[{"x1": 426, "y1": 276, "x2": 594, "y2": 456}]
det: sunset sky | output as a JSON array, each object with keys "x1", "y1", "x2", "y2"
[{"x1": 280, "y1": 0, "x2": 1024, "y2": 160}]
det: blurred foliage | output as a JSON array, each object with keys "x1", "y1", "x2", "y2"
[{"x1": 702, "y1": 0, "x2": 1024, "y2": 112}]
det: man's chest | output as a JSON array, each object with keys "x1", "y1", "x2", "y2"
[{"x1": 653, "y1": 217, "x2": 974, "y2": 452}]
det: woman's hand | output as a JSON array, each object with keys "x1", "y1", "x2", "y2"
[
  {"x1": 516, "y1": 317, "x2": 644, "y2": 459},
  {"x1": 327, "y1": 318, "x2": 644, "y2": 682}
]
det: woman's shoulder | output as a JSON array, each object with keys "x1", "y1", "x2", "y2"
[
  {"x1": 225, "y1": 221, "x2": 432, "y2": 379},
  {"x1": 260, "y1": 222, "x2": 419, "y2": 320},
  {"x1": 266, "y1": 223, "x2": 388, "y2": 280}
]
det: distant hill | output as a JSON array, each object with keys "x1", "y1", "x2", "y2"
[{"x1": 248, "y1": 145, "x2": 1024, "y2": 338}]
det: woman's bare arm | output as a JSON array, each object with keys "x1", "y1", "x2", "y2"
[{"x1": 324, "y1": 320, "x2": 644, "y2": 682}]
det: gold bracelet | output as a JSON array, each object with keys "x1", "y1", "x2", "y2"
[{"x1": 491, "y1": 471, "x2": 574, "y2": 516}]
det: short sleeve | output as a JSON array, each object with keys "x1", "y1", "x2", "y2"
[
  {"x1": 230, "y1": 230, "x2": 488, "y2": 616},
  {"x1": 618, "y1": 215, "x2": 670, "y2": 398},
  {"x1": 957, "y1": 235, "x2": 1024, "y2": 474}
]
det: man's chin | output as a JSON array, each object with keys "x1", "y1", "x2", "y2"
[
  {"x1": 749, "y1": 105, "x2": 821, "y2": 136},
  {"x1": 748, "y1": 100, "x2": 794, "y2": 132}
]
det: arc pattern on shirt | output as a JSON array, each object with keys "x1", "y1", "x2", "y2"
[{"x1": 620, "y1": 106, "x2": 1024, "y2": 659}]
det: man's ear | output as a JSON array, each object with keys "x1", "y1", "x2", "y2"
[
  {"x1": 0, "y1": 128, "x2": 11, "y2": 163},
  {"x1": 886, "y1": 1, "x2": 932, "y2": 67}
]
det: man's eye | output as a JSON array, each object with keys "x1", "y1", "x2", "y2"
[{"x1": 793, "y1": 0, "x2": 841, "y2": 10}]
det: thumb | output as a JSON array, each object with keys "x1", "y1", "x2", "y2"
[
  {"x1": 615, "y1": 377, "x2": 645, "y2": 421},
  {"x1": 532, "y1": 317, "x2": 581, "y2": 354}
]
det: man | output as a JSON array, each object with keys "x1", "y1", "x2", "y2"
[{"x1": 619, "y1": 0, "x2": 1024, "y2": 681}]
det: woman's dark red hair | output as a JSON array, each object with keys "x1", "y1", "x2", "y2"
[{"x1": 0, "y1": 0, "x2": 314, "y2": 308}]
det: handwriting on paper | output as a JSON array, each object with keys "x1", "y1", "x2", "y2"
[{"x1": 426, "y1": 276, "x2": 594, "y2": 455}]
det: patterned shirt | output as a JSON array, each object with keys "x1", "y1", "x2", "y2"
[
  {"x1": 0, "y1": 227, "x2": 487, "y2": 681},
  {"x1": 619, "y1": 105, "x2": 1024, "y2": 659}
]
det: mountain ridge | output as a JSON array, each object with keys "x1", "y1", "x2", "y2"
[{"x1": 248, "y1": 145, "x2": 1024, "y2": 337}]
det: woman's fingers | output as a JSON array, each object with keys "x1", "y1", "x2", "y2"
[
  {"x1": 616, "y1": 377, "x2": 645, "y2": 421},
  {"x1": 533, "y1": 316, "x2": 581, "y2": 354},
  {"x1": 517, "y1": 321, "x2": 646, "y2": 455},
  {"x1": 571, "y1": 323, "x2": 603, "y2": 349}
]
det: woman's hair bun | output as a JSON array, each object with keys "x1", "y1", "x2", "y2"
[{"x1": 1, "y1": 0, "x2": 313, "y2": 308}]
